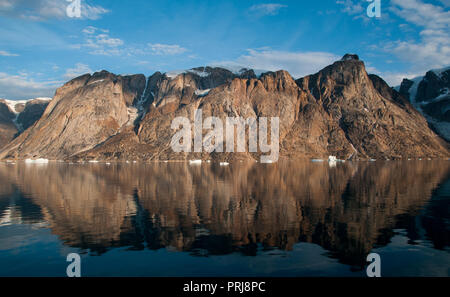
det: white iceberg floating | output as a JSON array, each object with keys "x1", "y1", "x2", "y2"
[
  {"x1": 189, "y1": 160, "x2": 202, "y2": 165},
  {"x1": 328, "y1": 156, "x2": 337, "y2": 167},
  {"x1": 311, "y1": 159, "x2": 324, "y2": 162},
  {"x1": 88, "y1": 160, "x2": 99, "y2": 163},
  {"x1": 25, "y1": 158, "x2": 49, "y2": 164},
  {"x1": 220, "y1": 162, "x2": 229, "y2": 166}
]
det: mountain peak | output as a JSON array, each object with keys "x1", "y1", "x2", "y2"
[{"x1": 340, "y1": 54, "x2": 360, "y2": 61}]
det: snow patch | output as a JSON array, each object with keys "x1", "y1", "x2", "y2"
[
  {"x1": 431, "y1": 66, "x2": 450, "y2": 78},
  {"x1": 165, "y1": 70, "x2": 185, "y2": 79},
  {"x1": 188, "y1": 68, "x2": 210, "y2": 77},
  {"x1": 195, "y1": 89, "x2": 210, "y2": 97},
  {"x1": 2, "y1": 99, "x2": 28, "y2": 113}
]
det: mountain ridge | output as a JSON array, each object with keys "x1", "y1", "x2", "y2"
[{"x1": 1, "y1": 55, "x2": 449, "y2": 161}]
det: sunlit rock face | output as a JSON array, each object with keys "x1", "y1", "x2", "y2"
[
  {"x1": 74, "y1": 57, "x2": 449, "y2": 162},
  {"x1": 0, "y1": 71, "x2": 145, "y2": 160},
  {"x1": 0, "y1": 161, "x2": 448, "y2": 266},
  {"x1": 1, "y1": 56, "x2": 448, "y2": 162}
]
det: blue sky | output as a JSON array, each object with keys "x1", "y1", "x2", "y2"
[{"x1": 0, "y1": 0, "x2": 449, "y2": 99}]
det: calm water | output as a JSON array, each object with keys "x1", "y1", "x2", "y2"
[{"x1": 0, "y1": 160, "x2": 449, "y2": 277}]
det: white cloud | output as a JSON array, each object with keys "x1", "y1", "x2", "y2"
[
  {"x1": 0, "y1": 0, "x2": 13, "y2": 9},
  {"x1": 0, "y1": 72, "x2": 60, "y2": 99},
  {"x1": 215, "y1": 49, "x2": 340, "y2": 78},
  {"x1": 82, "y1": 26, "x2": 108, "y2": 35},
  {"x1": 390, "y1": 0, "x2": 450, "y2": 29},
  {"x1": 64, "y1": 63, "x2": 92, "y2": 79},
  {"x1": 370, "y1": 69, "x2": 424, "y2": 87},
  {"x1": 0, "y1": 50, "x2": 19, "y2": 56},
  {"x1": 249, "y1": 3, "x2": 287, "y2": 16},
  {"x1": 148, "y1": 43, "x2": 187, "y2": 55},
  {"x1": 0, "y1": 0, "x2": 109, "y2": 20},
  {"x1": 383, "y1": 0, "x2": 450, "y2": 72},
  {"x1": 336, "y1": 0, "x2": 364, "y2": 15},
  {"x1": 75, "y1": 27, "x2": 124, "y2": 56}
]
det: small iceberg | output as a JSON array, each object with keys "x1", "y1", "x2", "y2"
[
  {"x1": 88, "y1": 160, "x2": 99, "y2": 163},
  {"x1": 220, "y1": 162, "x2": 229, "y2": 166},
  {"x1": 189, "y1": 160, "x2": 202, "y2": 165},
  {"x1": 311, "y1": 159, "x2": 324, "y2": 162},
  {"x1": 328, "y1": 156, "x2": 337, "y2": 168},
  {"x1": 25, "y1": 158, "x2": 49, "y2": 164}
]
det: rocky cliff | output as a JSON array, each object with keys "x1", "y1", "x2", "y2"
[
  {"x1": 0, "y1": 55, "x2": 448, "y2": 161},
  {"x1": 399, "y1": 67, "x2": 450, "y2": 141},
  {"x1": 0, "y1": 98, "x2": 50, "y2": 149},
  {"x1": 0, "y1": 71, "x2": 145, "y2": 160}
]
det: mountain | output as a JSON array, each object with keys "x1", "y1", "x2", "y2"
[
  {"x1": 0, "y1": 71, "x2": 145, "y2": 160},
  {"x1": 399, "y1": 67, "x2": 450, "y2": 141},
  {"x1": 0, "y1": 55, "x2": 448, "y2": 161},
  {"x1": 0, "y1": 98, "x2": 51, "y2": 149}
]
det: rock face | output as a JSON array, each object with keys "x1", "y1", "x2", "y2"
[
  {"x1": 1, "y1": 56, "x2": 449, "y2": 161},
  {"x1": 399, "y1": 67, "x2": 450, "y2": 140},
  {"x1": 294, "y1": 58, "x2": 448, "y2": 159},
  {"x1": 0, "y1": 101, "x2": 17, "y2": 149},
  {"x1": 0, "y1": 98, "x2": 50, "y2": 149},
  {"x1": 16, "y1": 98, "x2": 51, "y2": 131},
  {"x1": 0, "y1": 71, "x2": 145, "y2": 160}
]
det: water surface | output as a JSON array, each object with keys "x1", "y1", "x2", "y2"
[{"x1": 0, "y1": 160, "x2": 449, "y2": 276}]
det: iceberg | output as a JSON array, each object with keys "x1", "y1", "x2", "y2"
[{"x1": 25, "y1": 158, "x2": 49, "y2": 164}]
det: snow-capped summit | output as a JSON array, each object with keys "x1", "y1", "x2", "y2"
[{"x1": 0, "y1": 97, "x2": 52, "y2": 148}]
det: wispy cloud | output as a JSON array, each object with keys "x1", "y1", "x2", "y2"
[
  {"x1": 249, "y1": 3, "x2": 287, "y2": 16},
  {"x1": 0, "y1": 0, "x2": 109, "y2": 20},
  {"x1": 147, "y1": 43, "x2": 188, "y2": 55},
  {"x1": 215, "y1": 49, "x2": 340, "y2": 78},
  {"x1": 0, "y1": 50, "x2": 19, "y2": 56},
  {"x1": 0, "y1": 72, "x2": 60, "y2": 99},
  {"x1": 336, "y1": 0, "x2": 364, "y2": 15},
  {"x1": 390, "y1": 0, "x2": 450, "y2": 29},
  {"x1": 73, "y1": 27, "x2": 124, "y2": 56},
  {"x1": 64, "y1": 63, "x2": 92, "y2": 79},
  {"x1": 382, "y1": 0, "x2": 450, "y2": 72}
]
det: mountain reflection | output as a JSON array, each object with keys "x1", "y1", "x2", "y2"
[{"x1": 0, "y1": 160, "x2": 449, "y2": 269}]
